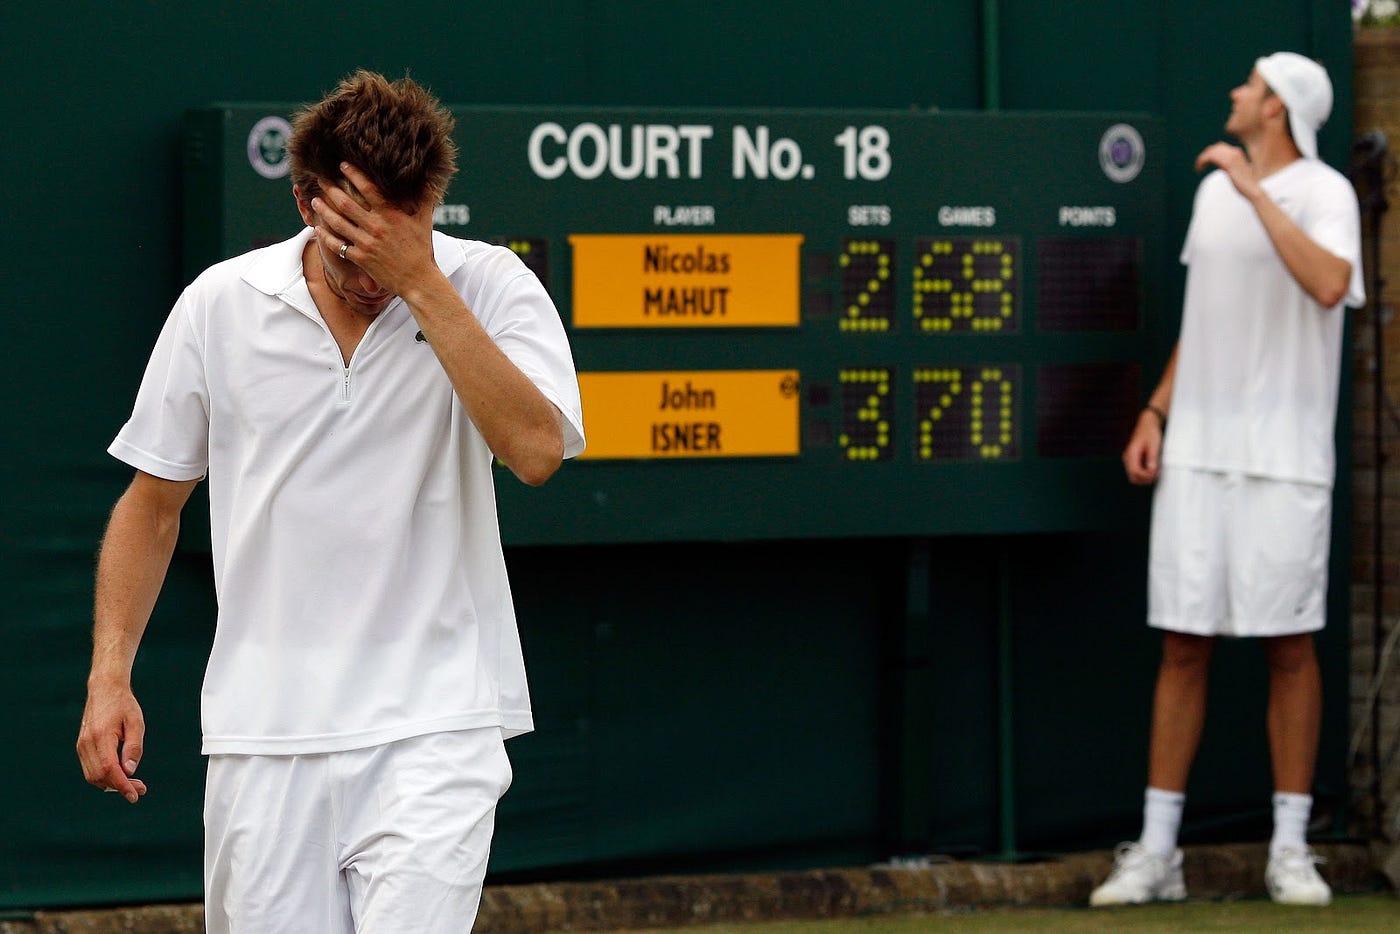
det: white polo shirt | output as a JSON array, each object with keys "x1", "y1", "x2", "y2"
[
  {"x1": 110, "y1": 228, "x2": 584, "y2": 755},
  {"x1": 1164, "y1": 159, "x2": 1364, "y2": 487}
]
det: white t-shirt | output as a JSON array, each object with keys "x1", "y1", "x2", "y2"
[
  {"x1": 1163, "y1": 159, "x2": 1364, "y2": 486},
  {"x1": 110, "y1": 228, "x2": 585, "y2": 755}
]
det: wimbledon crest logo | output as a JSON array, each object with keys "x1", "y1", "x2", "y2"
[
  {"x1": 1099, "y1": 123, "x2": 1145, "y2": 184},
  {"x1": 247, "y1": 116, "x2": 292, "y2": 180}
]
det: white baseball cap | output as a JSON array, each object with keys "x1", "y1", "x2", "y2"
[{"x1": 1254, "y1": 52, "x2": 1333, "y2": 159}]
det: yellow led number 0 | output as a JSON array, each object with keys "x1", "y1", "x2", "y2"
[{"x1": 915, "y1": 366, "x2": 1018, "y2": 461}]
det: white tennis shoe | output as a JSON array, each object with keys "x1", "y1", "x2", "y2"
[
  {"x1": 1089, "y1": 842, "x2": 1187, "y2": 906},
  {"x1": 1265, "y1": 847, "x2": 1332, "y2": 906}
]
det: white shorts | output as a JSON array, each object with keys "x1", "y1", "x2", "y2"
[
  {"x1": 1148, "y1": 465, "x2": 1331, "y2": 637},
  {"x1": 204, "y1": 728, "x2": 512, "y2": 934}
]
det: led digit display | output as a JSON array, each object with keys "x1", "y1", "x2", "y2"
[
  {"x1": 912, "y1": 238, "x2": 1020, "y2": 333},
  {"x1": 1036, "y1": 363, "x2": 1141, "y2": 457},
  {"x1": 915, "y1": 366, "x2": 1019, "y2": 462},
  {"x1": 1038, "y1": 237, "x2": 1141, "y2": 332},
  {"x1": 839, "y1": 239, "x2": 896, "y2": 332},
  {"x1": 839, "y1": 368, "x2": 894, "y2": 460}
]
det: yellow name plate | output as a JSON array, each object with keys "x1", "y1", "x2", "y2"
[
  {"x1": 569, "y1": 234, "x2": 804, "y2": 327},
  {"x1": 577, "y1": 370, "x2": 800, "y2": 459}
]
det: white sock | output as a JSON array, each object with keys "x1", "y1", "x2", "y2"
[
  {"x1": 1270, "y1": 792, "x2": 1312, "y2": 857},
  {"x1": 1139, "y1": 787, "x2": 1185, "y2": 858}
]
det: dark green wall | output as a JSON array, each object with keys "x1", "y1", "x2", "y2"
[{"x1": 0, "y1": 0, "x2": 1357, "y2": 910}]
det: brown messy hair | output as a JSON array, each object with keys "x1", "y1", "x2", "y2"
[{"x1": 288, "y1": 70, "x2": 457, "y2": 211}]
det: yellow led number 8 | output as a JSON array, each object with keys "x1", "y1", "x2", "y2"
[{"x1": 913, "y1": 239, "x2": 1018, "y2": 333}]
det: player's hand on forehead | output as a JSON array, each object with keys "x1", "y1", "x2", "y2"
[
  {"x1": 315, "y1": 162, "x2": 427, "y2": 239},
  {"x1": 311, "y1": 164, "x2": 384, "y2": 256},
  {"x1": 311, "y1": 161, "x2": 436, "y2": 297},
  {"x1": 324, "y1": 163, "x2": 380, "y2": 216}
]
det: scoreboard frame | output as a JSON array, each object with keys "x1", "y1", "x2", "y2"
[{"x1": 184, "y1": 104, "x2": 1170, "y2": 545}]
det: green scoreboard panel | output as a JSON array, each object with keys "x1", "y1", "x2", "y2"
[{"x1": 185, "y1": 106, "x2": 1167, "y2": 545}]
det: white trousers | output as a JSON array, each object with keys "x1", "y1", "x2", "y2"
[{"x1": 204, "y1": 728, "x2": 512, "y2": 933}]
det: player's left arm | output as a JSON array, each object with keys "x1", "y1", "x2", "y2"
[
  {"x1": 1196, "y1": 143, "x2": 1353, "y2": 308},
  {"x1": 312, "y1": 163, "x2": 564, "y2": 486}
]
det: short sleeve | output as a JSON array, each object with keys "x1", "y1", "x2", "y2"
[
  {"x1": 108, "y1": 292, "x2": 211, "y2": 480},
  {"x1": 486, "y1": 270, "x2": 586, "y2": 459},
  {"x1": 1302, "y1": 171, "x2": 1366, "y2": 309}
]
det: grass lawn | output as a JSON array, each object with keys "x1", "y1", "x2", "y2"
[{"x1": 608, "y1": 894, "x2": 1399, "y2": 933}]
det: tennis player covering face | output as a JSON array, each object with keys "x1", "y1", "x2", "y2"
[{"x1": 76, "y1": 70, "x2": 585, "y2": 932}]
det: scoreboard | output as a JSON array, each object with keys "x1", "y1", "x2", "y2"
[{"x1": 184, "y1": 106, "x2": 1168, "y2": 545}]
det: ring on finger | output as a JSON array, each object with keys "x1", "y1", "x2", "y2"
[{"x1": 338, "y1": 241, "x2": 350, "y2": 260}]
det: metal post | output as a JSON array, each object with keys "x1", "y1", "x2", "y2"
[
  {"x1": 996, "y1": 539, "x2": 1019, "y2": 859},
  {"x1": 981, "y1": 0, "x2": 1001, "y2": 112},
  {"x1": 1348, "y1": 129, "x2": 1391, "y2": 836}
]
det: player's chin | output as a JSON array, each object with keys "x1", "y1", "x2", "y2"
[{"x1": 352, "y1": 298, "x2": 393, "y2": 317}]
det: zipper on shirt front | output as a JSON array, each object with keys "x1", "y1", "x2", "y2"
[{"x1": 282, "y1": 282, "x2": 400, "y2": 408}]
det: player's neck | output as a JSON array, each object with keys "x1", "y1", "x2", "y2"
[
  {"x1": 302, "y1": 243, "x2": 372, "y2": 365},
  {"x1": 1245, "y1": 133, "x2": 1303, "y2": 179}
]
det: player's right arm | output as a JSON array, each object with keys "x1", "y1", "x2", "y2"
[
  {"x1": 1123, "y1": 343, "x2": 1178, "y2": 485},
  {"x1": 1195, "y1": 143, "x2": 1354, "y2": 308},
  {"x1": 77, "y1": 470, "x2": 198, "y2": 803}
]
